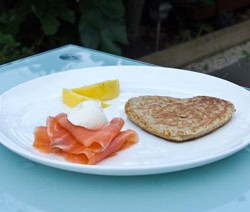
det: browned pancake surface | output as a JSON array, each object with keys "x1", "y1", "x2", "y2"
[{"x1": 125, "y1": 96, "x2": 235, "y2": 142}]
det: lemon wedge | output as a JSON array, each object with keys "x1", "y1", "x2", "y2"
[
  {"x1": 72, "y1": 79, "x2": 120, "y2": 100},
  {"x1": 62, "y1": 88, "x2": 109, "y2": 108}
]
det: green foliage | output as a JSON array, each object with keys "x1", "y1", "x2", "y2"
[
  {"x1": 31, "y1": 0, "x2": 75, "y2": 36},
  {"x1": 0, "y1": 32, "x2": 34, "y2": 64},
  {"x1": 0, "y1": 0, "x2": 78, "y2": 64},
  {"x1": 0, "y1": 0, "x2": 75, "y2": 36},
  {"x1": 0, "y1": 0, "x2": 128, "y2": 64},
  {"x1": 78, "y1": 0, "x2": 128, "y2": 55}
]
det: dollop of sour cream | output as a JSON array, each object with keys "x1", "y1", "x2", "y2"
[{"x1": 67, "y1": 100, "x2": 108, "y2": 130}]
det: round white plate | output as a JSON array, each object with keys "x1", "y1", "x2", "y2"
[{"x1": 1, "y1": 66, "x2": 250, "y2": 176}]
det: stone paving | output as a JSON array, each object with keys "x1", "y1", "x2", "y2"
[{"x1": 184, "y1": 40, "x2": 250, "y2": 87}]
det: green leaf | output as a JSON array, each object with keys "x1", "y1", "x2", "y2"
[
  {"x1": 100, "y1": 29, "x2": 122, "y2": 55},
  {"x1": 40, "y1": 14, "x2": 60, "y2": 35},
  {"x1": 85, "y1": 10, "x2": 104, "y2": 30},
  {"x1": 78, "y1": 0, "x2": 127, "y2": 54},
  {"x1": 59, "y1": 10, "x2": 75, "y2": 24},
  {"x1": 0, "y1": 32, "x2": 34, "y2": 64},
  {"x1": 56, "y1": 1, "x2": 75, "y2": 24},
  {"x1": 106, "y1": 20, "x2": 128, "y2": 45},
  {"x1": 0, "y1": 5, "x2": 29, "y2": 35},
  {"x1": 79, "y1": 20, "x2": 100, "y2": 49},
  {"x1": 30, "y1": 1, "x2": 48, "y2": 18},
  {"x1": 100, "y1": 0, "x2": 124, "y2": 19},
  {"x1": 32, "y1": 0, "x2": 75, "y2": 35}
]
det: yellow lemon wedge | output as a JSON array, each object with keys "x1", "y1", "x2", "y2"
[
  {"x1": 62, "y1": 88, "x2": 109, "y2": 108},
  {"x1": 72, "y1": 79, "x2": 120, "y2": 100}
]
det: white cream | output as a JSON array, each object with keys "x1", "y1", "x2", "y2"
[{"x1": 67, "y1": 100, "x2": 108, "y2": 130}]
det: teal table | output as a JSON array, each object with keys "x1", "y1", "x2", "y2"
[{"x1": 1, "y1": 45, "x2": 250, "y2": 212}]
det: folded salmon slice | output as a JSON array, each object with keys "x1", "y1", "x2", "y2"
[
  {"x1": 46, "y1": 116, "x2": 94, "y2": 159},
  {"x1": 46, "y1": 116, "x2": 84, "y2": 152},
  {"x1": 61, "y1": 129, "x2": 138, "y2": 165},
  {"x1": 33, "y1": 124, "x2": 94, "y2": 162},
  {"x1": 56, "y1": 113, "x2": 124, "y2": 152},
  {"x1": 33, "y1": 126, "x2": 51, "y2": 153},
  {"x1": 93, "y1": 129, "x2": 138, "y2": 164},
  {"x1": 33, "y1": 114, "x2": 138, "y2": 165},
  {"x1": 33, "y1": 126, "x2": 60, "y2": 153}
]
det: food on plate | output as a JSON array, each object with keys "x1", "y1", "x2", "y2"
[
  {"x1": 125, "y1": 95, "x2": 235, "y2": 142},
  {"x1": 62, "y1": 88, "x2": 109, "y2": 108},
  {"x1": 67, "y1": 100, "x2": 109, "y2": 130},
  {"x1": 72, "y1": 79, "x2": 120, "y2": 100},
  {"x1": 33, "y1": 103, "x2": 138, "y2": 164},
  {"x1": 56, "y1": 113, "x2": 124, "y2": 152}
]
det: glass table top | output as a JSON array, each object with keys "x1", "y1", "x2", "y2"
[{"x1": 1, "y1": 44, "x2": 250, "y2": 212}]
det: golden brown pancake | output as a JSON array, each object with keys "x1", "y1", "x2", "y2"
[{"x1": 125, "y1": 96, "x2": 235, "y2": 142}]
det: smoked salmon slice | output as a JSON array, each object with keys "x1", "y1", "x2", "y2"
[
  {"x1": 92, "y1": 129, "x2": 138, "y2": 164},
  {"x1": 59, "y1": 129, "x2": 138, "y2": 165},
  {"x1": 33, "y1": 114, "x2": 138, "y2": 165},
  {"x1": 56, "y1": 113, "x2": 124, "y2": 152},
  {"x1": 46, "y1": 116, "x2": 95, "y2": 159},
  {"x1": 46, "y1": 116, "x2": 83, "y2": 152},
  {"x1": 33, "y1": 126, "x2": 60, "y2": 154},
  {"x1": 33, "y1": 126, "x2": 51, "y2": 153}
]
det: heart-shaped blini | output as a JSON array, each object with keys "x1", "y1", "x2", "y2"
[{"x1": 125, "y1": 96, "x2": 235, "y2": 142}]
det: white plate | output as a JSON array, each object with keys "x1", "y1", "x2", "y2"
[{"x1": 1, "y1": 66, "x2": 250, "y2": 176}]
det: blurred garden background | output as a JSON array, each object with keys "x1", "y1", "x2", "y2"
[{"x1": 1, "y1": 0, "x2": 250, "y2": 73}]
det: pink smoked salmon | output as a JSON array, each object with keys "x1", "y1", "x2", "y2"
[
  {"x1": 33, "y1": 114, "x2": 138, "y2": 165},
  {"x1": 62, "y1": 129, "x2": 138, "y2": 164},
  {"x1": 33, "y1": 126, "x2": 60, "y2": 154},
  {"x1": 56, "y1": 113, "x2": 124, "y2": 152}
]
